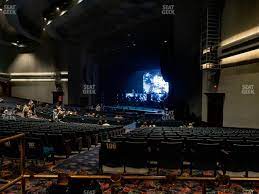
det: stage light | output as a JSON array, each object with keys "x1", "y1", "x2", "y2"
[
  {"x1": 77, "y1": 0, "x2": 84, "y2": 4},
  {"x1": 202, "y1": 47, "x2": 211, "y2": 54},
  {"x1": 44, "y1": 18, "x2": 47, "y2": 21},
  {"x1": 17, "y1": 44, "x2": 26, "y2": 48},
  {"x1": 221, "y1": 26, "x2": 259, "y2": 47},
  {"x1": 56, "y1": 7, "x2": 60, "y2": 11},
  {"x1": 60, "y1": 10, "x2": 67, "y2": 16},
  {"x1": 47, "y1": 20, "x2": 52, "y2": 25},
  {"x1": 201, "y1": 63, "x2": 215, "y2": 69},
  {"x1": 220, "y1": 49, "x2": 259, "y2": 65}
]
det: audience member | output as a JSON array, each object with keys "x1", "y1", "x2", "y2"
[
  {"x1": 23, "y1": 104, "x2": 29, "y2": 118},
  {"x1": 102, "y1": 120, "x2": 110, "y2": 126}
]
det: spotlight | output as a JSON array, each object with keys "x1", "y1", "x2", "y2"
[
  {"x1": 17, "y1": 44, "x2": 26, "y2": 48},
  {"x1": 164, "y1": 40, "x2": 168, "y2": 43},
  {"x1": 56, "y1": 7, "x2": 60, "y2": 11},
  {"x1": 47, "y1": 20, "x2": 52, "y2": 25},
  {"x1": 44, "y1": 18, "x2": 47, "y2": 21},
  {"x1": 0, "y1": 8, "x2": 2, "y2": 11},
  {"x1": 43, "y1": 27, "x2": 46, "y2": 31},
  {"x1": 60, "y1": 10, "x2": 67, "y2": 16}
]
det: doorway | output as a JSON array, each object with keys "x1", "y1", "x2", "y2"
[{"x1": 206, "y1": 93, "x2": 225, "y2": 127}]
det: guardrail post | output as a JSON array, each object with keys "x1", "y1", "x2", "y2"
[
  {"x1": 202, "y1": 181, "x2": 206, "y2": 194},
  {"x1": 20, "y1": 138, "x2": 26, "y2": 194}
]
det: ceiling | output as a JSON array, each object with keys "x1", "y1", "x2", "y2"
[{"x1": 0, "y1": 0, "x2": 161, "y2": 53}]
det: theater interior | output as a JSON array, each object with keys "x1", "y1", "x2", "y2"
[{"x1": 0, "y1": 0, "x2": 259, "y2": 193}]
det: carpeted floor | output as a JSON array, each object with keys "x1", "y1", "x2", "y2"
[{"x1": 1, "y1": 145, "x2": 259, "y2": 193}]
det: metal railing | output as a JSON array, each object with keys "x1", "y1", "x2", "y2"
[
  {"x1": 1, "y1": 134, "x2": 259, "y2": 194},
  {"x1": 0, "y1": 133, "x2": 25, "y2": 194}
]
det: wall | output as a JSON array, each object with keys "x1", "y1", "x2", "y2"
[
  {"x1": 11, "y1": 82, "x2": 68, "y2": 104},
  {"x1": 218, "y1": 62, "x2": 259, "y2": 128},
  {"x1": 0, "y1": 39, "x2": 69, "y2": 104},
  {"x1": 202, "y1": 0, "x2": 259, "y2": 128},
  {"x1": 221, "y1": 0, "x2": 259, "y2": 42}
]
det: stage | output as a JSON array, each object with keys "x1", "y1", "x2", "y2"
[{"x1": 105, "y1": 105, "x2": 164, "y2": 114}]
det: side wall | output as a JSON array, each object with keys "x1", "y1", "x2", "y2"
[
  {"x1": 0, "y1": 40, "x2": 69, "y2": 104},
  {"x1": 202, "y1": 0, "x2": 259, "y2": 128}
]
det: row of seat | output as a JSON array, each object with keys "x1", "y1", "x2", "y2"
[
  {"x1": 0, "y1": 118, "x2": 125, "y2": 162},
  {"x1": 100, "y1": 126, "x2": 259, "y2": 175}
]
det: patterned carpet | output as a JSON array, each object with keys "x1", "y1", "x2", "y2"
[{"x1": 1, "y1": 145, "x2": 259, "y2": 193}]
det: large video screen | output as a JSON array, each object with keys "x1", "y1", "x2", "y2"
[{"x1": 143, "y1": 71, "x2": 169, "y2": 102}]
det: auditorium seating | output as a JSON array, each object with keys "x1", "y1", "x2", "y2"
[
  {"x1": 0, "y1": 118, "x2": 124, "y2": 162},
  {"x1": 100, "y1": 127, "x2": 259, "y2": 175}
]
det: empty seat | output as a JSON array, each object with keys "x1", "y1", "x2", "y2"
[
  {"x1": 99, "y1": 141, "x2": 124, "y2": 173},
  {"x1": 158, "y1": 141, "x2": 183, "y2": 172}
]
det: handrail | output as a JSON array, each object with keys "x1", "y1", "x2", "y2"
[
  {"x1": 0, "y1": 176, "x2": 23, "y2": 192},
  {"x1": 23, "y1": 174, "x2": 259, "y2": 182},
  {"x1": 2, "y1": 133, "x2": 259, "y2": 194},
  {"x1": 0, "y1": 133, "x2": 25, "y2": 194},
  {"x1": 0, "y1": 133, "x2": 25, "y2": 144}
]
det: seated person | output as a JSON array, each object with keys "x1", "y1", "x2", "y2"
[
  {"x1": 102, "y1": 120, "x2": 110, "y2": 126},
  {"x1": 95, "y1": 104, "x2": 101, "y2": 112},
  {"x1": 22, "y1": 104, "x2": 30, "y2": 118},
  {"x1": 98, "y1": 120, "x2": 103, "y2": 125},
  {"x1": 53, "y1": 109, "x2": 59, "y2": 122}
]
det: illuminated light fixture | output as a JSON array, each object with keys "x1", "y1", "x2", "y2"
[
  {"x1": 44, "y1": 17, "x2": 47, "y2": 21},
  {"x1": 11, "y1": 42, "x2": 18, "y2": 46},
  {"x1": 221, "y1": 26, "x2": 259, "y2": 47},
  {"x1": 202, "y1": 47, "x2": 211, "y2": 54},
  {"x1": 43, "y1": 27, "x2": 46, "y2": 31},
  {"x1": 17, "y1": 44, "x2": 26, "y2": 48},
  {"x1": 10, "y1": 78, "x2": 68, "y2": 82},
  {"x1": 77, "y1": 0, "x2": 84, "y2": 4},
  {"x1": 10, "y1": 72, "x2": 56, "y2": 76},
  {"x1": 201, "y1": 63, "x2": 215, "y2": 69},
  {"x1": 60, "y1": 10, "x2": 67, "y2": 16},
  {"x1": 10, "y1": 72, "x2": 68, "y2": 76},
  {"x1": 164, "y1": 40, "x2": 168, "y2": 43},
  {"x1": 0, "y1": 8, "x2": 3, "y2": 11},
  {"x1": 10, "y1": 78, "x2": 55, "y2": 82},
  {"x1": 220, "y1": 49, "x2": 259, "y2": 65},
  {"x1": 60, "y1": 78, "x2": 68, "y2": 82},
  {"x1": 60, "y1": 71, "x2": 68, "y2": 75},
  {"x1": 56, "y1": 7, "x2": 60, "y2": 11},
  {"x1": 47, "y1": 20, "x2": 52, "y2": 25}
]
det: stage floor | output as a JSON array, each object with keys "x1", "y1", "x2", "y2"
[{"x1": 105, "y1": 105, "x2": 164, "y2": 114}]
